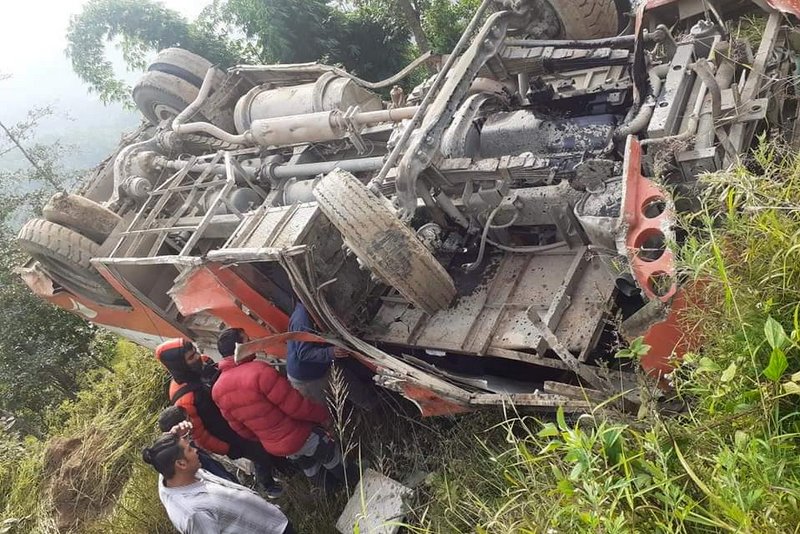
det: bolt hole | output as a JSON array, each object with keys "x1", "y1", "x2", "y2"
[
  {"x1": 648, "y1": 271, "x2": 674, "y2": 298},
  {"x1": 634, "y1": 229, "x2": 667, "y2": 262},
  {"x1": 658, "y1": 101, "x2": 669, "y2": 108},
  {"x1": 751, "y1": 104, "x2": 762, "y2": 112},
  {"x1": 672, "y1": 65, "x2": 682, "y2": 71},
  {"x1": 642, "y1": 197, "x2": 666, "y2": 219}
]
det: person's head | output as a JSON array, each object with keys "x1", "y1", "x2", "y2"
[
  {"x1": 155, "y1": 338, "x2": 202, "y2": 383},
  {"x1": 158, "y1": 405, "x2": 188, "y2": 433},
  {"x1": 217, "y1": 328, "x2": 248, "y2": 358},
  {"x1": 142, "y1": 432, "x2": 200, "y2": 480}
]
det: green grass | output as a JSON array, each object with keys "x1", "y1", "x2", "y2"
[{"x1": 0, "y1": 340, "x2": 171, "y2": 533}]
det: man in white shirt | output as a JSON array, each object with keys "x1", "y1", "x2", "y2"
[{"x1": 143, "y1": 429, "x2": 294, "y2": 534}]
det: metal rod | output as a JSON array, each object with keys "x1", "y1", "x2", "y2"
[
  {"x1": 504, "y1": 29, "x2": 665, "y2": 50},
  {"x1": 353, "y1": 106, "x2": 419, "y2": 124},
  {"x1": 232, "y1": 51, "x2": 436, "y2": 91},
  {"x1": 271, "y1": 157, "x2": 384, "y2": 179},
  {"x1": 369, "y1": 0, "x2": 495, "y2": 189},
  {"x1": 160, "y1": 155, "x2": 385, "y2": 180},
  {"x1": 178, "y1": 152, "x2": 237, "y2": 256}
]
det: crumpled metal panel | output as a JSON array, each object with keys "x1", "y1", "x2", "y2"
[
  {"x1": 365, "y1": 249, "x2": 615, "y2": 358},
  {"x1": 766, "y1": 0, "x2": 800, "y2": 16}
]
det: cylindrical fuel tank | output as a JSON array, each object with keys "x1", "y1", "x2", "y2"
[
  {"x1": 479, "y1": 111, "x2": 617, "y2": 158},
  {"x1": 249, "y1": 111, "x2": 345, "y2": 147},
  {"x1": 234, "y1": 72, "x2": 383, "y2": 133}
]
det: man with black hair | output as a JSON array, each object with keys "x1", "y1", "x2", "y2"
[
  {"x1": 143, "y1": 431, "x2": 294, "y2": 534},
  {"x1": 216, "y1": 327, "x2": 250, "y2": 361},
  {"x1": 158, "y1": 406, "x2": 237, "y2": 483},
  {"x1": 213, "y1": 327, "x2": 358, "y2": 490},
  {"x1": 155, "y1": 338, "x2": 284, "y2": 498}
]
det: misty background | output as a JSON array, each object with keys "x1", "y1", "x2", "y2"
[{"x1": 0, "y1": 0, "x2": 206, "y2": 171}]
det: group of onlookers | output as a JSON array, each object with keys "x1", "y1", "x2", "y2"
[{"x1": 142, "y1": 302, "x2": 369, "y2": 533}]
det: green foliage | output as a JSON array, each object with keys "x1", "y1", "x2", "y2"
[
  {"x1": 615, "y1": 336, "x2": 651, "y2": 360},
  {"x1": 66, "y1": 0, "x2": 243, "y2": 104},
  {"x1": 204, "y1": 0, "x2": 413, "y2": 82},
  {"x1": 0, "y1": 341, "x2": 168, "y2": 533},
  {"x1": 215, "y1": 0, "x2": 340, "y2": 64},
  {"x1": 421, "y1": 0, "x2": 482, "y2": 53},
  {"x1": 0, "y1": 110, "x2": 111, "y2": 434},
  {"x1": 0, "y1": 235, "x2": 104, "y2": 430},
  {"x1": 337, "y1": 1, "x2": 415, "y2": 82},
  {"x1": 66, "y1": 0, "x2": 419, "y2": 104}
]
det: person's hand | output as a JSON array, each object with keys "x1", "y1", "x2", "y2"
[
  {"x1": 333, "y1": 347, "x2": 350, "y2": 359},
  {"x1": 169, "y1": 421, "x2": 193, "y2": 439}
]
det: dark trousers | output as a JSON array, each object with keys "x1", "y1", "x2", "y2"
[
  {"x1": 230, "y1": 439, "x2": 280, "y2": 487},
  {"x1": 197, "y1": 449, "x2": 237, "y2": 482}
]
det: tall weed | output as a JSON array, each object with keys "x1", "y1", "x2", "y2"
[{"x1": 0, "y1": 340, "x2": 169, "y2": 533}]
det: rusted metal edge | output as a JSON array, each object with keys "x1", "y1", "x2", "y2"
[
  {"x1": 469, "y1": 392, "x2": 592, "y2": 411},
  {"x1": 206, "y1": 245, "x2": 308, "y2": 263}
]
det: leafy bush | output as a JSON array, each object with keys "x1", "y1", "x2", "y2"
[{"x1": 422, "y1": 0, "x2": 482, "y2": 53}]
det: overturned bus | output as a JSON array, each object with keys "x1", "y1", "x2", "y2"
[{"x1": 17, "y1": 0, "x2": 800, "y2": 415}]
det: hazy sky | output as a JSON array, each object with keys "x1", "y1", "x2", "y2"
[
  {"x1": 0, "y1": 0, "x2": 205, "y2": 73},
  {"x1": 0, "y1": 0, "x2": 210, "y2": 168}
]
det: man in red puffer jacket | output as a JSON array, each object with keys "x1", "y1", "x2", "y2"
[{"x1": 212, "y1": 330, "x2": 352, "y2": 489}]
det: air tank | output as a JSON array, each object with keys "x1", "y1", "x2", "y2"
[{"x1": 233, "y1": 72, "x2": 383, "y2": 133}]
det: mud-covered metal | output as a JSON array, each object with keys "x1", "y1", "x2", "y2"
[
  {"x1": 393, "y1": 4, "x2": 530, "y2": 218},
  {"x1": 17, "y1": 0, "x2": 800, "y2": 416}
]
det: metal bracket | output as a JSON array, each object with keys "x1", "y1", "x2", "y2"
[
  {"x1": 394, "y1": 7, "x2": 527, "y2": 218},
  {"x1": 341, "y1": 106, "x2": 368, "y2": 155},
  {"x1": 647, "y1": 42, "x2": 695, "y2": 138}
]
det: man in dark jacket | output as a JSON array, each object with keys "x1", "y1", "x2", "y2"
[
  {"x1": 155, "y1": 338, "x2": 284, "y2": 498},
  {"x1": 284, "y1": 302, "x2": 375, "y2": 409}
]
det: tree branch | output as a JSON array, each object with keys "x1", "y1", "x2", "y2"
[
  {"x1": 395, "y1": 0, "x2": 430, "y2": 53},
  {"x1": 0, "y1": 120, "x2": 63, "y2": 191}
]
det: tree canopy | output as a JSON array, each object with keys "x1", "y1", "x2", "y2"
[
  {"x1": 0, "y1": 111, "x2": 112, "y2": 433},
  {"x1": 65, "y1": 0, "x2": 483, "y2": 105},
  {"x1": 65, "y1": 0, "x2": 242, "y2": 104}
]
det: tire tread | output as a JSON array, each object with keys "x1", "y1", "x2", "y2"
[{"x1": 314, "y1": 170, "x2": 456, "y2": 314}]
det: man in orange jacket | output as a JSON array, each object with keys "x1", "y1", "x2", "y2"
[{"x1": 155, "y1": 338, "x2": 284, "y2": 498}]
